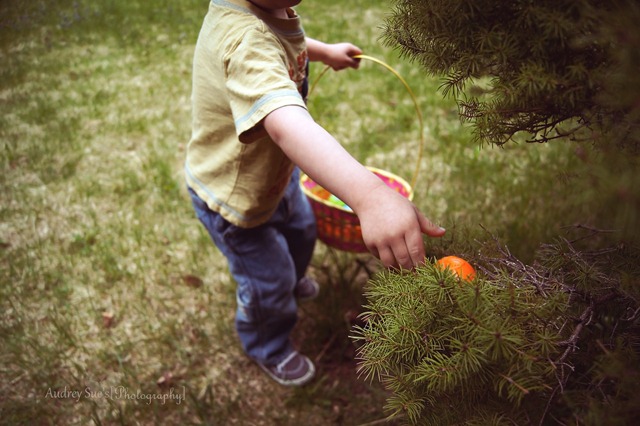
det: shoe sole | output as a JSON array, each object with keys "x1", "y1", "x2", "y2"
[{"x1": 257, "y1": 357, "x2": 316, "y2": 387}]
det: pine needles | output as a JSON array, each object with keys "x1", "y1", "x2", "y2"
[
  {"x1": 352, "y1": 231, "x2": 640, "y2": 424},
  {"x1": 384, "y1": 0, "x2": 640, "y2": 151},
  {"x1": 353, "y1": 262, "x2": 566, "y2": 424}
]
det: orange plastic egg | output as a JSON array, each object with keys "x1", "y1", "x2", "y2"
[{"x1": 436, "y1": 256, "x2": 476, "y2": 282}]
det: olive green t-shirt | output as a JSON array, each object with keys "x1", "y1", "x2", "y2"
[{"x1": 185, "y1": 0, "x2": 309, "y2": 228}]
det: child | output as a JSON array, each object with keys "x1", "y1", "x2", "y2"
[{"x1": 186, "y1": 0, "x2": 445, "y2": 386}]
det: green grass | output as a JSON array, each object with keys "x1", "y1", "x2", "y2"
[{"x1": 1, "y1": 0, "x2": 638, "y2": 424}]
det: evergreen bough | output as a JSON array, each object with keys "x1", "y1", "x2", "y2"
[
  {"x1": 384, "y1": 0, "x2": 640, "y2": 150},
  {"x1": 354, "y1": 267, "x2": 567, "y2": 424},
  {"x1": 353, "y1": 236, "x2": 640, "y2": 424}
]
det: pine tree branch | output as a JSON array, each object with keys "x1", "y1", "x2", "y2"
[
  {"x1": 539, "y1": 386, "x2": 559, "y2": 426},
  {"x1": 556, "y1": 292, "x2": 619, "y2": 386},
  {"x1": 498, "y1": 373, "x2": 531, "y2": 396},
  {"x1": 477, "y1": 224, "x2": 554, "y2": 296},
  {"x1": 556, "y1": 300, "x2": 594, "y2": 366},
  {"x1": 622, "y1": 306, "x2": 640, "y2": 322},
  {"x1": 560, "y1": 223, "x2": 618, "y2": 244}
]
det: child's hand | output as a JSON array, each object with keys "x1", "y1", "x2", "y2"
[
  {"x1": 306, "y1": 38, "x2": 362, "y2": 71},
  {"x1": 354, "y1": 183, "x2": 446, "y2": 270},
  {"x1": 323, "y1": 42, "x2": 362, "y2": 71}
]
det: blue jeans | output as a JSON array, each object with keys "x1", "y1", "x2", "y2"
[{"x1": 188, "y1": 168, "x2": 317, "y2": 366}]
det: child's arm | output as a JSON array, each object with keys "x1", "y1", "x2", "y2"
[
  {"x1": 263, "y1": 105, "x2": 445, "y2": 270},
  {"x1": 306, "y1": 38, "x2": 362, "y2": 70}
]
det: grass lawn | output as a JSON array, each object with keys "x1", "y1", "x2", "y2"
[{"x1": 1, "y1": 0, "x2": 637, "y2": 424}]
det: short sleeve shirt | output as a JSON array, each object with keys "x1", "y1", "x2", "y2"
[{"x1": 185, "y1": 0, "x2": 309, "y2": 228}]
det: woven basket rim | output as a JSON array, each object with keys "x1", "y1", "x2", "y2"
[{"x1": 300, "y1": 166, "x2": 414, "y2": 213}]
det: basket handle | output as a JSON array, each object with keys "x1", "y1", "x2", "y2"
[{"x1": 308, "y1": 54, "x2": 425, "y2": 189}]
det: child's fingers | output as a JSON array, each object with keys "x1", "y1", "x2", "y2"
[
  {"x1": 392, "y1": 211, "x2": 442, "y2": 269},
  {"x1": 404, "y1": 226, "x2": 427, "y2": 268},
  {"x1": 395, "y1": 242, "x2": 418, "y2": 270},
  {"x1": 374, "y1": 233, "x2": 424, "y2": 270},
  {"x1": 417, "y1": 209, "x2": 446, "y2": 237},
  {"x1": 376, "y1": 246, "x2": 396, "y2": 269}
]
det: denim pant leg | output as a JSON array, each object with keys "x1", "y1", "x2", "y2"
[
  {"x1": 275, "y1": 168, "x2": 317, "y2": 283},
  {"x1": 188, "y1": 169, "x2": 316, "y2": 366}
]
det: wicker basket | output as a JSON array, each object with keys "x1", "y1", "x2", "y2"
[
  {"x1": 300, "y1": 167, "x2": 413, "y2": 253},
  {"x1": 300, "y1": 55, "x2": 424, "y2": 253}
]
